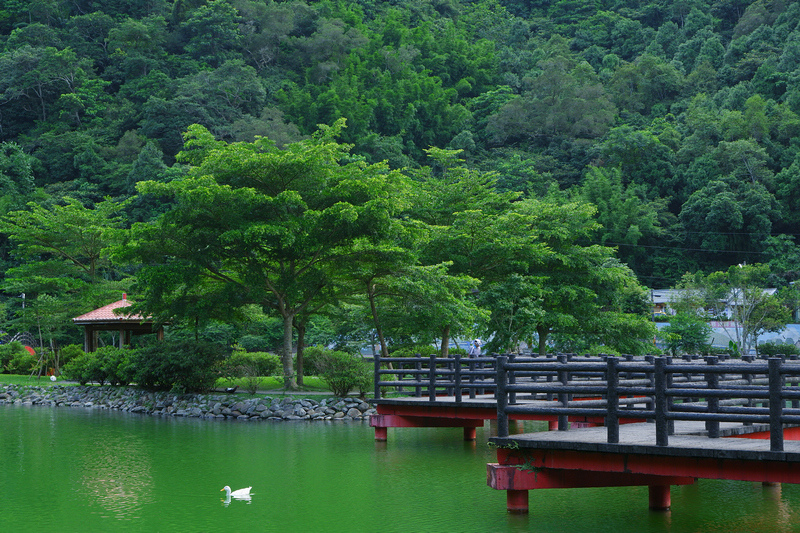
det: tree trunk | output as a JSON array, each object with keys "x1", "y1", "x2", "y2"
[
  {"x1": 295, "y1": 318, "x2": 306, "y2": 387},
  {"x1": 441, "y1": 324, "x2": 451, "y2": 358},
  {"x1": 537, "y1": 325, "x2": 549, "y2": 356},
  {"x1": 281, "y1": 313, "x2": 298, "y2": 389},
  {"x1": 367, "y1": 282, "x2": 389, "y2": 358}
]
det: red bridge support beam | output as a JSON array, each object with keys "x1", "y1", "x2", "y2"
[
  {"x1": 370, "y1": 414, "x2": 483, "y2": 441},
  {"x1": 487, "y1": 464, "x2": 693, "y2": 513}
]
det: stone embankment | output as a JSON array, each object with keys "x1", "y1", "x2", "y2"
[{"x1": 0, "y1": 384, "x2": 377, "y2": 421}]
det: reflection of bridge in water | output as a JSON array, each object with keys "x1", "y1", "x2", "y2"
[{"x1": 370, "y1": 353, "x2": 800, "y2": 513}]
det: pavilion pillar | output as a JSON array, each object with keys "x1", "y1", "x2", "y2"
[{"x1": 374, "y1": 426, "x2": 388, "y2": 441}]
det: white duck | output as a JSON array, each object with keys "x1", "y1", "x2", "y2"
[{"x1": 221, "y1": 485, "x2": 252, "y2": 499}]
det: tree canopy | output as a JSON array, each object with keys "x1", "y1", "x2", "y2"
[{"x1": 1, "y1": 0, "x2": 799, "y2": 368}]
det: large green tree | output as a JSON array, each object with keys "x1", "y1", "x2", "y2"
[
  {"x1": 484, "y1": 197, "x2": 654, "y2": 355},
  {"x1": 123, "y1": 120, "x2": 403, "y2": 388},
  {"x1": 671, "y1": 264, "x2": 790, "y2": 355},
  {"x1": 0, "y1": 197, "x2": 129, "y2": 349}
]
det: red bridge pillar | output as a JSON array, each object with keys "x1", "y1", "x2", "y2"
[
  {"x1": 506, "y1": 490, "x2": 529, "y2": 513},
  {"x1": 648, "y1": 485, "x2": 671, "y2": 510}
]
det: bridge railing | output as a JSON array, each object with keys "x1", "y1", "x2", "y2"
[
  {"x1": 372, "y1": 351, "x2": 660, "y2": 402},
  {"x1": 373, "y1": 352, "x2": 499, "y2": 402},
  {"x1": 496, "y1": 355, "x2": 800, "y2": 451}
]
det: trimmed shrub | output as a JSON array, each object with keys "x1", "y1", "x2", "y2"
[
  {"x1": 61, "y1": 347, "x2": 132, "y2": 385},
  {"x1": 130, "y1": 340, "x2": 228, "y2": 393},
  {"x1": 96, "y1": 346, "x2": 134, "y2": 386},
  {"x1": 61, "y1": 351, "x2": 103, "y2": 385},
  {"x1": 658, "y1": 313, "x2": 713, "y2": 356},
  {"x1": 0, "y1": 342, "x2": 31, "y2": 373},
  {"x1": 224, "y1": 351, "x2": 281, "y2": 376},
  {"x1": 758, "y1": 341, "x2": 800, "y2": 357},
  {"x1": 389, "y1": 344, "x2": 467, "y2": 358},
  {"x1": 221, "y1": 350, "x2": 281, "y2": 393},
  {"x1": 315, "y1": 350, "x2": 372, "y2": 398},
  {"x1": 5, "y1": 350, "x2": 37, "y2": 375},
  {"x1": 300, "y1": 345, "x2": 329, "y2": 375},
  {"x1": 59, "y1": 344, "x2": 85, "y2": 368}
]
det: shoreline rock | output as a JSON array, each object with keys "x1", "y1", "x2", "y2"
[{"x1": 0, "y1": 384, "x2": 377, "y2": 421}]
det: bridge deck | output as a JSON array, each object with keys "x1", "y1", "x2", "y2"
[
  {"x1": 491, "y1": 421, "x2": 800, "y2": 461},
  {"x1": 488, "y1": 421, "x2": 800, "y2": 512},
  {"x1": 374, "y1": 394, "x2": 622, "y2": 411}
]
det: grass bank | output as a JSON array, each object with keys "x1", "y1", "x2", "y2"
[
  {"x1": 0, "y1": 374, "x2": 70, "y2": 387},
  {"x1": 0, "y1": 374, "x2": 336, "y2": 396}
]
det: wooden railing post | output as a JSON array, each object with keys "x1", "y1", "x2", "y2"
[
  {"x1": 645, "y1": 355, "x2": 655, "y2": 419},
  {"x1": 454, "y1": 349, "x2": 462, "y2": 403},
  {"x1": 468, "y1": 350, "x2": 476, "y2": 399},
  {"x1": 508, "y1": 352, "x2": 517, "y2": 405},
  {"x1": 769, "y1": 357, "x2": 784, "y2": 452},
  {"x1": 743, "y1": 355, "x2": 754, "y2": 425},
  {"x1": 654, "y1": 357, "x2": 668, "y2": 446},
  {"x1": 415, "y1": 352, "x2": 422, "y2": 397},
  {"x1": 666, "y1": 356, "x2": 674, "y2": 435},
  {"x1": 706, "y1": 356, "x2": 719, "y2": 438},
  {"x1": 374, "y1": 351, "x2": 381, "y2": 399},
  {"x1": 429, "y1": 353, "x2": 437, "y2": 402},
  {"x1": 607, "y1": 357, "x2": 620, "y2": 444},
  {"x1": 557, "y1": 354, "x2": 568, "y2": 431},
  {"x1": 497, "y1": 355, "x2": 509, "y2": 437}
]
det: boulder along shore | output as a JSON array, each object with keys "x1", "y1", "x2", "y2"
[{"x1": 0, "y1": 384, "x2": 377, "y2": 421}]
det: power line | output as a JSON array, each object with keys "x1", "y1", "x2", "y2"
[{"x1": 592, "y1": 241, "x2": 770, "y2": 255}]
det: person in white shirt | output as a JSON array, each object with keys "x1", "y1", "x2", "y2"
[{"x1": 468, "y1": 339, "x2": 481, "y2": 357}]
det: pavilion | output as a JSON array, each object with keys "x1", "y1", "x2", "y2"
[{"x1": 72, "y1": 294, "x2": 163, "y2": 352}]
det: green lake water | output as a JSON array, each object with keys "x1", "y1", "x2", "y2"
[{"x1": 2, "y1": 405, "x2": 800, "y2": 532}]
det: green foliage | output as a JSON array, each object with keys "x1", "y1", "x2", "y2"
[
  {"x1": 220, "y1": 349, "x2": 280, "y2": 393},
  {"x1": 58, "y1": 344, "x2": 84, "y2": 367},
  {"x1": 671, "y1": 264, "x2": 789, "y2": 354},
  {"x1": 0, "y1": 341, "x2": 29, "y2": 373},
  {"x1": 129, "y1": 340, "x2": 228, "y2": 393},
  {"x1": 61, "y1": 346, "x2": 132, "y2": 386},
  {"x1": 237, "y1": 334, "x2": 275, "y2": 353},
  {"x1": 389, "y1": 345, "x2": 466, "y2": 358},
  {"x1": 2, "y1": 343, "x2": 36, "y2": 375},
  {"x1": 125, "y1": 120, "x2": 406, "y2": 390},
  {"x1": 223, "y1": 350, "x2": 281, "y2": 377},
  {"x1": 61, "y1": 351, "x2": 102, "y2": 385},
  {"x1": 659, "y1": 313, "x2": 713, "y2": 356},
  {"x1": 300, "y1": 345, "x2": 330, "y2": 375},
  {"x1": 757, "y1": 341, "x2": 800, "y2": 357},
  {"x1": 2, "y1": 0, "x2": 800, "y2": 375},
  {"x1": 314, "y1": 349, "x2": 372, "y2": 398}
]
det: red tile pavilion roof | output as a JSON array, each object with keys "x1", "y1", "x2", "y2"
[{"x1": 72, "y1": 296, "x2": 149, "y2": 324}]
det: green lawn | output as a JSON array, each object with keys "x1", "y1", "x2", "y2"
[
  {"x1": 215, "y1": 375, "x2": 331, "y2": 394},
  {"x1": 0, "y1": 374, "x2": 336, "y2": 396},
  {"x1": 0, "y1": 374, "x2": 73, "y2": 387}
]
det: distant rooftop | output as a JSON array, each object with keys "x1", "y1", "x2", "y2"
[{"x1": 72, "y1": 294, "x2": 147, "y2": 324}]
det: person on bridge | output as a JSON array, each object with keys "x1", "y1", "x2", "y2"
[{"x1": 468, "y1": 339, "x2": 482, "y2": 357}]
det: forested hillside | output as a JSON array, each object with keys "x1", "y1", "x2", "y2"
[{"x1": 0, "y1": 1, "x2": 799, "y2": 355}]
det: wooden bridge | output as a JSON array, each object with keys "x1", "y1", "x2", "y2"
[{"x1": 370, "y1": 352, "x2": 800, "y2": 513}]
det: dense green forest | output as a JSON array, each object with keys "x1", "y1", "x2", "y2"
[{"x1": 1, "y1": 0, "x2": 799, "y2": 371}]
